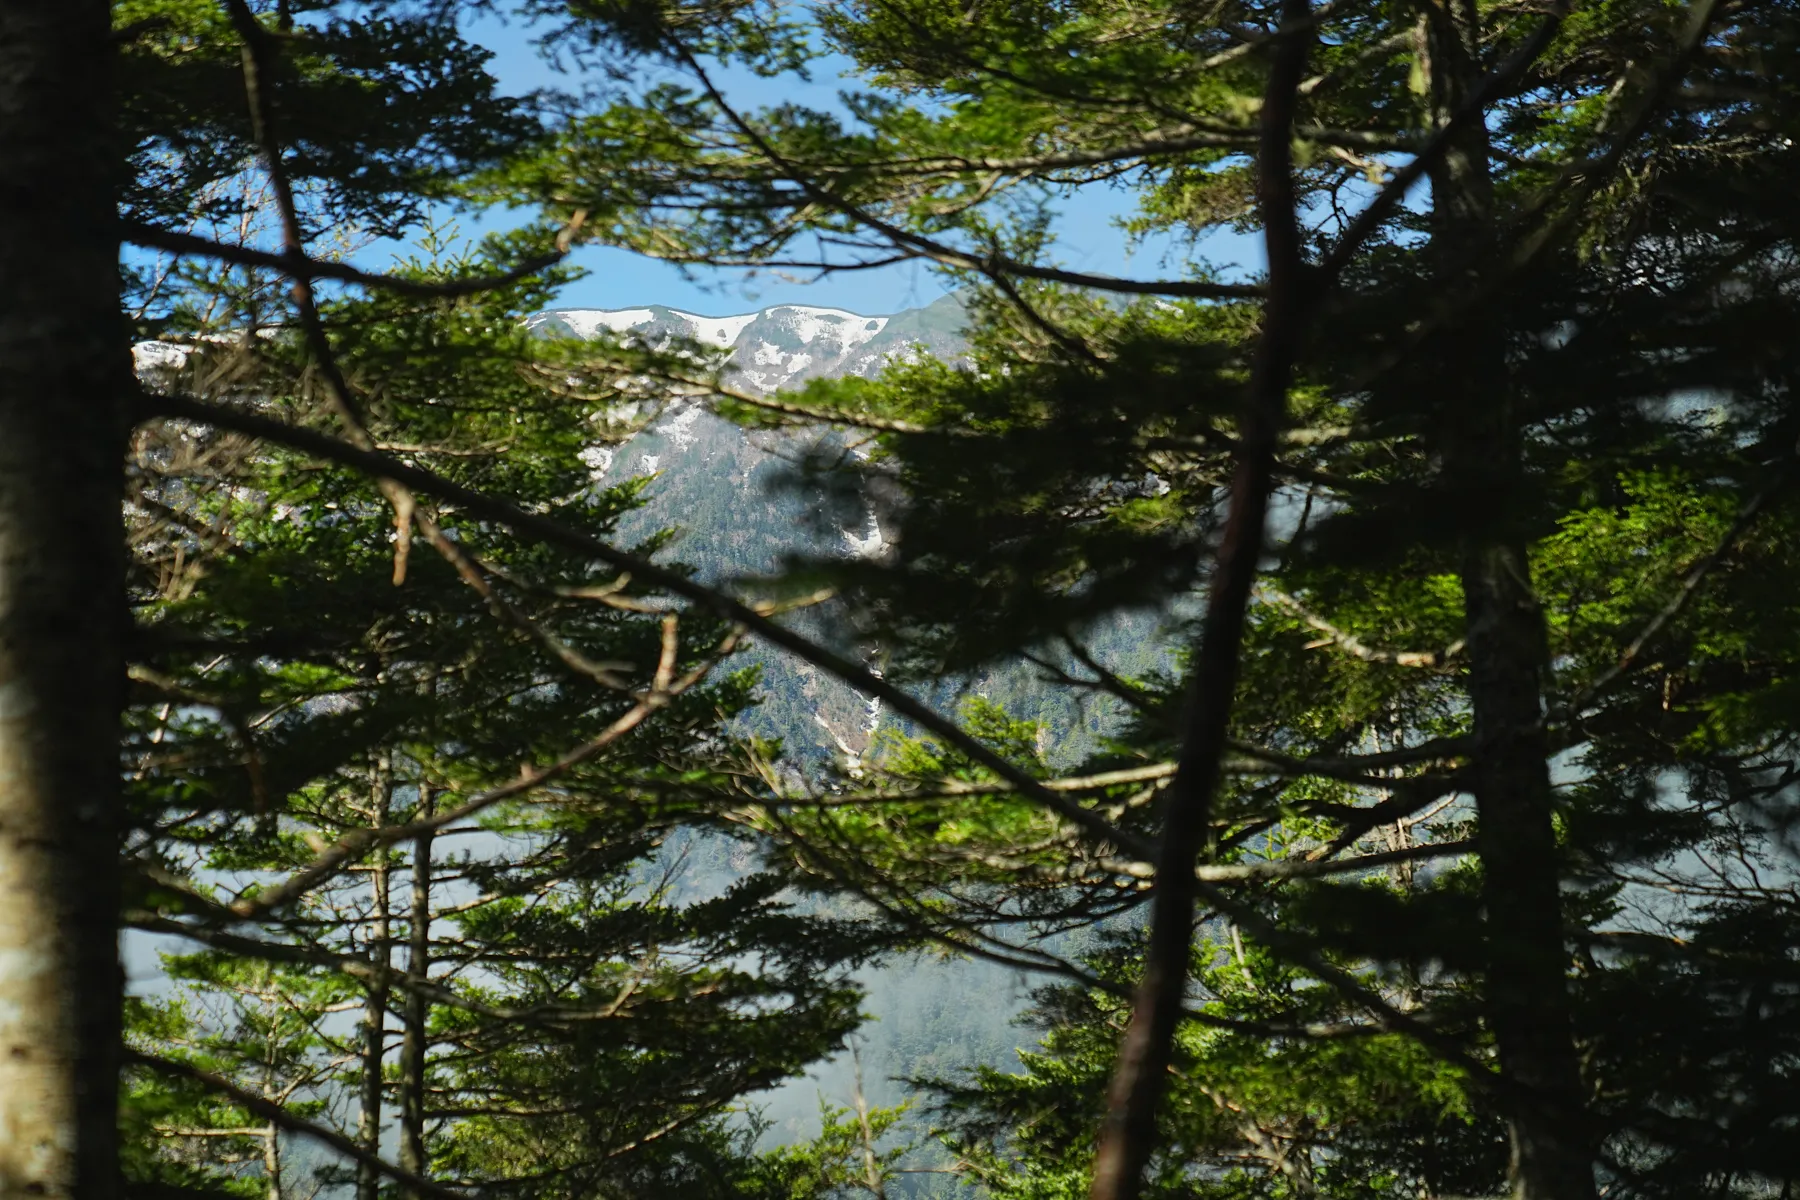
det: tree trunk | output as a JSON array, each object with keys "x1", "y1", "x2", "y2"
[
  {"x1": 261, "y1": 1122, "x2": 281, "y2": 1200},
  {"x1": 398, "y1": 786, "x2": 433, "y2": 1194},
  {"x1": 1421, "y1": 3, "x2": 1596, "y2": 1196},
  {"x1": 356, "y1": 754, "x2": 393, "y2": 1200},
  {"x1": 850, "y1": 1042, "x2": 889, "y2": 1200},
  {"x1": 259, "y1": 972, "x2": 283, "y2": 1200},
  {"x1": 0, "y1": 1, "x2": 127, "y2": 1196}
]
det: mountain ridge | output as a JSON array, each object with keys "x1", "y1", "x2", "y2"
[{"x1": 528, "y1": 292, "x2": 968, "y2": 395}]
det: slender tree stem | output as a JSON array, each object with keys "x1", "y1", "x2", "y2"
[
  {"x1": 1087, "y1": 5, "x2": 1313, "y2": 1197},
  {"x1": 357, "y1": 753, "x2": 394, "y2": 1200},
  {"x1": 399, "y1": 784, "x2": 434, "y2": 1194}
]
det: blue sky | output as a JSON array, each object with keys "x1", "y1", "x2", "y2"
[{"x1": 427, "y1": 11, "x2": 1260, "y2": 317}]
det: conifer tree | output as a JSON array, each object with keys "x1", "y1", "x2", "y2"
[
  {"x1": 20, "y1": 0, "x2": 912, "y2": 1193},
  {"x1": 123, "y1": 234, "x2": 895, "y2": 1196}
]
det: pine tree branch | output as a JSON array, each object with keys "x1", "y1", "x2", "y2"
[
  {"x1": 664, "y1": 44, "x2": 1262, "y2": 303},
  {"x1": 125, "y1": 911, "x2": 672, "y2": 1027},
  {"x1": 931, "y1": 836, "x2": 1471, "y2": 884},
  {"x1": 1189, "y1": 880, "x2": 1527, "y2": 1114},
  {"x1": 787, "y1": 738, "x2": 1468, "y2": 808},
  {"x1": 769, "y1": 761, "x2": 1180, "y2": 805},
  {"x1": 1559, "y1": 478, "x2": 1785, "y2": 718},
  {"x1": 125, "y1": 912, "x2": 485, "y2": 1018},
  {"x1": 777, "y1": 122, "x2": 1419, "y2": 179},
  {"x1": 1196, "y1": 839, "x2": 1472, "y2": 883},
  {"x1": 1224, "y1": 734, "x2": 1472, "y2": 783},
  {"x1": 126, "y1": 1050, "x2": 471, "y2": 1200},
  {"x1": 137, "y1": 388, "x2": 1151, "y2": 861},
  {"x1": 756, "y1": 806, "x2": 1399, "y2": 1042},
  {"x1": 229, "y1": 619, "x2": 715, "y2": 917},
  {"x1": 1263, "y1": 588, "x2": 1466, "y2": 670},
  {"x1": 122, "y1": 221, "x2": 578, "y2": 300}
]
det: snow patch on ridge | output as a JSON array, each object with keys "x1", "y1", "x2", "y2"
[
  {"x1": 531, "y1": 301, "x2": 947, "y2": 399},
  {"x1": 578, "y1": 445, "x2": 615, "y2": 480},
  {"x1": 782, "y1": 306, "x2": 889, "y2": 350},
  {"x1": 134, "y1": 341, "x2": 191, "y2": 374},
  {"x1": 673, "y1": 311, "x2": 758, "y2": 346},
  {"x1": 553, "y1": 308, "x2": 657, "y2": 339}
]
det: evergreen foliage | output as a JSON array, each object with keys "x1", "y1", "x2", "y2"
[
  {"x1": 479, "y1": 0, "x2": 1800, "y2": 1197},
  {"x1": 114, "y1": 4, "x2": 907, "y2": 1196},
  {"x1": 1, "y1": 0, "x2": 1797, "y2": 1195}
]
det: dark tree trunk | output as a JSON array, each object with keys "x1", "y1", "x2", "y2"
[
  {"x1": 398, "y1": 786, "x2": 433, "y2": 1194},
  {"x1": 0, "y1": 1, "x2": 127, "y2": 1196},
  {"x1": 356, "y1": 754, "x2": 393, "y2": 1200},
  {"x1": 1422, "y1": 2, "x2": 1596, "y2": 1196},
  {"x1": 1087, "y1": 6, "x2": 1311, "y2": 1196}
]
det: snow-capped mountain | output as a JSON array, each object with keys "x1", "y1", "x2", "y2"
[
  {"x1": 522, "y1": 295, "x2": 972, "y2": 766},
  {"x1": 526, "y1": 293, "x2": 967, "y2": 395}
]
